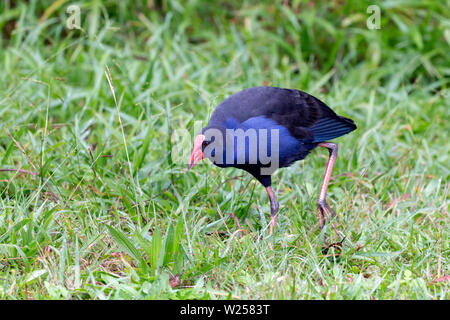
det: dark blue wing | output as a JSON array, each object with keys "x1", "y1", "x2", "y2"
[{"x1": 309, "y1": 116, "x2": 357, "y2": 143}]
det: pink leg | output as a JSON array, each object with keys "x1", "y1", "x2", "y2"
[
  {"x1": 266, "y1": 186, "x2": 279, "y2": 235},
  {"x1": 317, "y1": 142, "x2": 343, "y2": 242}
]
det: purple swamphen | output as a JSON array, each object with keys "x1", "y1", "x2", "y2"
[{"x1": 188, "y1": 86, "x2": 356, "y2": 241}]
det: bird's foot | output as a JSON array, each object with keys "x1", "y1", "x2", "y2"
[
  {"x1": 229, "y1": 212, "x2": 243, "y2": 238},
  {"x1": 268, "y1": 215, "x2": 278, "y2": 236},
  {"x1": 318, "y1": 200, "x2": 336, "y2": 218},
  {"x1": 266, "y1": 186, "x2": 279, "y2": 236},
  {"x1": 317, "y1": 200, "x2": 344, "y2": 246}
]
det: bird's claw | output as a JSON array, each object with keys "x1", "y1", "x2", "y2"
[
  {"x1": 317, "y1": 200, "x2": 344, "y2": 246},
  {"x1": 318, "y1": 200, "x2": 336, "y2": 219},
  {"x1": 268, "y1": 215, "x2": 278, "y2": 236}
]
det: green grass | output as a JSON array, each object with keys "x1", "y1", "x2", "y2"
[{"x1": 0, "y1": 0, "x2": 448, "y2": 299}]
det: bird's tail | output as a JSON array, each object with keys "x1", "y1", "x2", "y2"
[{"x1": 310, "y1": 116, "x2": 357, "y2": 143}]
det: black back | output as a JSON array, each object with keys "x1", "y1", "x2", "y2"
[
  {"x1": 204, "y1": 86, "x2": 357, "y2": 187},
  {"x1": 208, "y1": 86, "x2": 356, "y2": 142}
]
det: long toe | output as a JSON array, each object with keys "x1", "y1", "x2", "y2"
[{"x1": 317, "y1": 201, "x2": 344, "y2": 241}]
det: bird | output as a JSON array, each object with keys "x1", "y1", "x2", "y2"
[{"x1": 188, "y1": 86, "x2": 356, "y2": 242}]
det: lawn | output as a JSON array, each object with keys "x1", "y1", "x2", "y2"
[{"x1": 0, "y1": 0, "x2": 448, "y2": 299}]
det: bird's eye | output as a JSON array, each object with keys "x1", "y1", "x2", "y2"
[{"x1": 202, "y1": 140, "x2": 211, "y2": 148}]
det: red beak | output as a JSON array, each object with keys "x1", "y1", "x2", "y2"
[{"x1": 188, "y1": 134, "x2": 205, "y2": 170}]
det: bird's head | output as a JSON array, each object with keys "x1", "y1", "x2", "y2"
[
  {"x1": 188, "y1": 134, "x2": 206, "y2": 170},
  {"x1": 188, "y1": 126, "x2": 226, "y2": 170}
]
